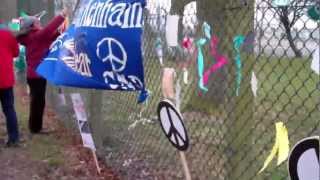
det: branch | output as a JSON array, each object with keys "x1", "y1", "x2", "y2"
[{"x1": 289, "y1": 0, "x2": 310, "y2": 27}]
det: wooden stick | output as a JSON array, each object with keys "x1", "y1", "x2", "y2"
[
  {"x1": 92, "y1": 150, "x2": 101, "y2": 174},
  {"x1": 179, "y1": 151, "x2": 192, "y2": 180}
]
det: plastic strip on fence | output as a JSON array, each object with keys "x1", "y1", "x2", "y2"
[
  {"x1": 259, "y1": 122, "x2": 289, "y2": 173},
  {"x1": 196, "y1": 38, "x2": 209, "y2": 93},
  {"x1": 233, "y1": 35, "x2": 245, "y2": 96},
  {"x1": 203, "y1": 35, "x2": 229, "y2": 86},
  {"x1": 251, "y1": 71, "x2": 258, "y2": 97}
]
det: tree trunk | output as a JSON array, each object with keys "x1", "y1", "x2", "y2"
[
  {"x1": 284, "y1": 25, "x2": 302, "y2": 57},
  {"x1": 280, "y1": 15, "x2": 302, "y2": 58}
]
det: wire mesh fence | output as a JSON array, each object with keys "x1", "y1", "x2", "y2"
[{"x1": 46, "y1": 0, "x2": 319, "y2": 179}]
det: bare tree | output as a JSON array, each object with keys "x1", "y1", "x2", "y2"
[{"x1": 266, "y1": 0, "x2": 313, "y2": 57}]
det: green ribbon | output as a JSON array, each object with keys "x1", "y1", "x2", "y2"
[
  {"x1": 196, "y1": 38, "x2": 208, "y2": 93},
  {"x1": 233, "y1": 35, "x2": 245, "y2": 96},
  {"x1": 307, "y1": 5, "x2": 320, "y2": 21}
]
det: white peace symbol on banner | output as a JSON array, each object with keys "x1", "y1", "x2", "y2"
[
  {"x1": 157, "y1": 99, "x2": 189, "y2": 151},
  {"x1": 97, "y1": 37, "x2": 127, "y2": 72}
]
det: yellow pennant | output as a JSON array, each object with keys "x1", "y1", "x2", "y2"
[{"x1": 258, "y1": 122, "x2": 290, "y2": 173}]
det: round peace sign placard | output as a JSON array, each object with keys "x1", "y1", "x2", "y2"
[
  {"x1": 288, "y1": 136, "x2": 319, "y2": 180},
  {"x1": 97, "y1": 37, "x2": 127, "y2": 72},
  {"x1": 157, "y1": 99, "x2": 189, "y2": 151}
]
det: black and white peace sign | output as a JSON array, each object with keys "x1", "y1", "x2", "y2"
[
  {"x1": 288, "y1": 136, "x2": 319, "y2": 180},
  {"x1": 97, "y1": 37, "x2": 127, "y2": 72},
  {"x1": 157, "y1": 99, "x2": 189, "y2": 151}
]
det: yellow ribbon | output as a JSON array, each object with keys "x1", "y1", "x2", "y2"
[{"x1": 258, "y1": 122, "x2": 290, "y2": 173}]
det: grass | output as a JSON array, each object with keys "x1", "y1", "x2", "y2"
[
  {"x1": 27, "y1": 135, "x2": 65, "y2": 168},
  {"x1": 13, "y1": 86, "x2": 65, "y2": 169}
]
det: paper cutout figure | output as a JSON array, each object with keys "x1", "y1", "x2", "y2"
[
  {"x1": 259, "y1": 122, "x2": 290, "y2": 173},
  {"x1": 155, "y1": 37, "x2": 164, "y2": 65},
  {"x1": 311, "y1": 47, "x2": 319, "y2": 74},
  {"x1": 203, "y1": 35, "x2": 228, "y2": 85},
  {"x1": 162, "y1": 68, "x2": 176, "y2": 99},
  {"x1": 251, "y1": 71, "x2": 258, "y2": 97},
  {"x1": 196, "y1": 38, "x2": 209, "y2": 93},
  {"x1": 166, "y1": 15, "x2": 180, "y2": 47},
  {"x1": 272, "y1": 0, "x2": 291, "y2": 6},
  {"x1": 288, "y1": 136, "x2": 319, "y2": 180},
  {"x1": 233, "y1": 35, "x2": 245, "y2": 96}
]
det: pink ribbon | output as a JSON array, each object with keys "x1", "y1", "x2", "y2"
[
  {"x1": 182, "y1": 37, "x2": 193, "y2": 50},
  {"x1": 203, "y1": 35, "x2": 228, "y2": 85}
]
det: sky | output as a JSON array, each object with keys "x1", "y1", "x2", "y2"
[{"x1": 146, "y1": 0, "x2": 319, "y2": 31}]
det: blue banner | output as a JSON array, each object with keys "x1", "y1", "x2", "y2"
[{"x1": 37, "y1": 0, "x2": 147, "y2": 102}]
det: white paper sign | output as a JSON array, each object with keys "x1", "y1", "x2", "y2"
[
  {"x1": 70, "y1": 93, "x2": 96, "y2": 150},
  {"x1": 70, "y1": 93, "x2": 87, "y2": 121},
  {"x1": 311, "y1": 47, "x2": 319, "y2": 75},
  {"x1": 251, "y1": 71, "x2": 258, "y2": 97},
  {"x1": 166, "y1": 15, "x2": 180, "y2": 47},
  {"x1": 58, "y1": 93, "x2": 67, "y2": 106}
]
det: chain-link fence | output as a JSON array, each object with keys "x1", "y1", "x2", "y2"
[{"x1": 46, "y1": 0, "x2": 319, "y2": 179}]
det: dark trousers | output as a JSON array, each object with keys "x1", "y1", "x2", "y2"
[
  {"x1": 0, "y1": 88, "x2": 19, "y2": 142},
  {"x1": 27, "y1": 78, "x2": 47, "y2": 133}
]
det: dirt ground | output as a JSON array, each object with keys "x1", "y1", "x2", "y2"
[{"x1": 0, "y1": 83, "x2": 119, "y2": 180}]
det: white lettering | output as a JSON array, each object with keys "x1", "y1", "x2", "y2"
[
  {"x1": 79, "y1": 0, "x2": 94, "y2": 25},
  {"x1": 94, "y1": 2, "x2": 106, "y2": 28},
  {"x1": 129, "y1": 3, "x2": 143, "y2": 28},
  {"x1": 75, "y1": 53, "x2": 92, "y2": 77},
  {"x1": 108, "y1": 3, "x2": 126, "y2": 27},
  {"x1": 102, "y1": 71, "x2": 142, "y2": 90},
  {"x1": 77, "y1": 1, "x2": 144, "y2": 29},
  {"x1": 128, "y1": 75, "x2": 143, "y2": 89}
]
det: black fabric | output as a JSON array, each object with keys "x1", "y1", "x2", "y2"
[{"x1": 27, "y1": 78, "x2": 47, "y2": 133}]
